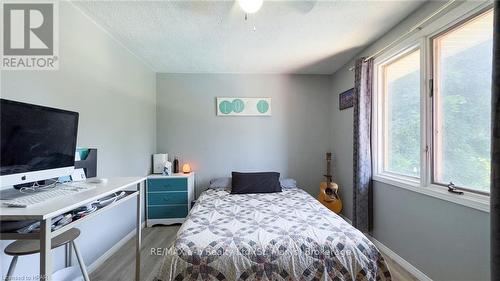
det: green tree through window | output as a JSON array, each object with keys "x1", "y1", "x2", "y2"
[{"x1": 433, "y1": 9, "x2": 493, "y2": 192}]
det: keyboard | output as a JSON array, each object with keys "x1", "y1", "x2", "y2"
[{"x1": 2, "y1": 184, "x2": 96, "y2": 208}]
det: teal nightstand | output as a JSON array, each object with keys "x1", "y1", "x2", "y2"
[{"x1": 146, "y1": 173, "x2": 194, "y2": 227}]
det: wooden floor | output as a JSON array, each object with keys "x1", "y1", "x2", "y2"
[
  {"x1": 90, "y1": 225, "x2": 180, "y2": 281},
  {"x1": 91, "y1": 225, "x2": 418, "y2": 281},
  {"x1": 381, "y1": 253, "x2": 420, "y2": 281}
]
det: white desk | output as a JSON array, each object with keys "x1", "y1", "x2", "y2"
[{"x1": 0, "y1": 177, "x2": 146, "y2": 281}]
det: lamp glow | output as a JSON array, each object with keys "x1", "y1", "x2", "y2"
[
  {"x1": 182, "y1": 163, "x2": 191, "y2": 174},
  {"x1": 238, "y1": 0, "x2": 263, "y2": 14}
]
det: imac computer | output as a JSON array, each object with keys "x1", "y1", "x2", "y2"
[{"x1": 0, "y1": 99, "x2": 79, "y2": 188}]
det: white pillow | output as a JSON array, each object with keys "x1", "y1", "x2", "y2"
[
  {"x1": 209, "y1": 177, "x2": 231, "y2": 189},
  {"x1": 280, "y1": 178, "x2": 297, "y2": 189}
]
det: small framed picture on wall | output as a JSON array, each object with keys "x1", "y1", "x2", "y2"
[{"x1": 339, "y1": 88, "x2": 354, "y2": 110}]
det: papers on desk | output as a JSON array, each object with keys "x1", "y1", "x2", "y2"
[
  {"x1": 14, "y1": 191, "x2": 127, "y2": 233},
  {"x1": 16, "y1": 206, "x2": 97, "y2": 233}
]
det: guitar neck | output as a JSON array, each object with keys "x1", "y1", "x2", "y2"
[{"x1": 324, "y1": 152, "x2": 332, "y2": 182}]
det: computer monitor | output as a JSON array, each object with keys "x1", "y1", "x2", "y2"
[{"x1": 0, "y1": 99, "x2": 79, "y2": 188}]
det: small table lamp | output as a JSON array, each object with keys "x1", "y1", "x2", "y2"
[{"x1": 182, "y1": 163, "x2": 191, "y2": 174}]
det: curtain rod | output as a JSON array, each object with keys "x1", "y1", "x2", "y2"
[{"x1": 348, "y1": 0, "x2": 457, "y2": 72}]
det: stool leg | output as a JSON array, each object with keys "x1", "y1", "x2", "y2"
[
  {"x1": 65, "y1": 243, "x2": 73, "y2": 267},
  {"x1": 71, "y1": 241, "x2": 90, "y2": 281},
  {"x1": 5, "y1": 256, "x2": 18, "y2": 281}
]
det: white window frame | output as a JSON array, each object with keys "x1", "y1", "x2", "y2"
[
  {"x1": 373, "y1": 44, "x2": 423, "y2": 186},
  {"x1": 372, "y1": 1, "x2": 492, "y2": 212}
]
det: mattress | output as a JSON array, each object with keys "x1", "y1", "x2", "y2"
[{"x1": 156, "y1": 188, "x2": 391, "y2": 281}]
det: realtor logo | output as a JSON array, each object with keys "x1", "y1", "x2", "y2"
[{"x1": 1, "y1": 2, "x2": 59, "y2": 70}]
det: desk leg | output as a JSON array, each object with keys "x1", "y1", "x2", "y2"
[
  {"x1": 135, "y1": 182, "x2": 142, "y2": 281},
  {"x1": 40, "y1": 219, "x2": 52, "y2": 281}
]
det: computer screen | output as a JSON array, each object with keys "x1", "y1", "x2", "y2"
[{"x1": 0, "y1": 99, "x2": 79, "y2": 180}]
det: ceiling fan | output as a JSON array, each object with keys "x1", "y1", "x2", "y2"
[
  {"x1": 238, "y1": 0, "x2": 264, "y2": 14},
  {"x1": 237, "y1": 0, "x2": 316, "y2": 20},
  {"x1": 238, "y1": 0, "x2": 263, "y2": 20},
  {"x1": 171, "y1": 0, "x2": 318, "y2": 24}
]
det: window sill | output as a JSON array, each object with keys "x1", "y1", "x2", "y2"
[{"x1": 373, "y1": 175, "x2": 490, "y2": 213}]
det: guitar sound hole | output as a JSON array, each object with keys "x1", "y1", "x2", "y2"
[{"x1": 325, "y1": 188, "x2": 339, "y2": 200}]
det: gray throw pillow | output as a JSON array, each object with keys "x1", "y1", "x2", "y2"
[
  {"x1": 209, "y1": 177, "x2": 297, "y2": 190},
  {"x1": 231, "y1": 172, "x2": 282, "y2": 194}
]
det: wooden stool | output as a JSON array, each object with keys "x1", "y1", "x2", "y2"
[{"x1": 4, "y1": 228, "x2": 90, "y2": 281}]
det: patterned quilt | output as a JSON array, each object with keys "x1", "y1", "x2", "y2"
[{"x1": 156, "y1": 188, "x2": 391, "y2": 281}]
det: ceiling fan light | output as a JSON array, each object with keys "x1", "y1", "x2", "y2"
[{"x1": 238, "y1": 0, "x2": 263, "y2": 14}]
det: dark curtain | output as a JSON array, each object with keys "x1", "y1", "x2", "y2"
[
  {"x1": 491, "y1": 2, "x2": 499, "y2": 280},
  {"x1": 353, "y1": 57, "x2": 374, "y2": 233}
]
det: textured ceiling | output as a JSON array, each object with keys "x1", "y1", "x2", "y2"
[{"x1": 73, "y1": 0, "x2": 425, "y2": 74}]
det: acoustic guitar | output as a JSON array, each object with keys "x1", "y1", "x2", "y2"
[{"x1": 318, "y1": 152, "x2": 342, "y2": 214}]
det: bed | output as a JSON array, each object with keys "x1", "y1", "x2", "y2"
[{"x1": 156, "y1": 188, "x2": 391, "y2": 281}]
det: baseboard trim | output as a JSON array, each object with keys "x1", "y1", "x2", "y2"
[
  {"x1": 87, "y1": 222, "x2": 146, "y2": 273},
  {"x1": 369, "y1": 237, "x2": 433, "y2": 281},
  {"x1": 337, "y1": 214, "x2": 432, "y2": 281}
]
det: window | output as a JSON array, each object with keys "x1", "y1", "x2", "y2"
[
  {"x1": 382, "y1": 49, "x2": 421, "y2": 178},
  {"x1": 374, "y1": 4, "x2": 493, "y2": 201},
  {"x1": 432, "y1": 9, "x2": 493, "y2": 194}
]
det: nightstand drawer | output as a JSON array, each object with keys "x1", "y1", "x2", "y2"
[
  {"x1": 148, "y1": 192, "x2": 187, "y2": 205},
  {"x1": 147, "y1": 178, "x2": 187, "y2": 192},
  {"x1": 148, "y1": 205, "x2": 188, "y2": 219}
]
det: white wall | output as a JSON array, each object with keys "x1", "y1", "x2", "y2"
[
  {"x1": 0, "y1": 2, "x2": 156, "y2": 278},
  {"x1": 329, "y1": 1, "x2": 490, "y2": 280},
  {"x1": 156, "y1": 74, "x2": 332, "y2": 196}
]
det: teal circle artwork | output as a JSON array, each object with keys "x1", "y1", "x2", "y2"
[
  {"x1": 256, "y1": 100, "x2": 269, "y2": 114},
  {"x1": 232, "y1": 99, "x2": 245, "y2": 113},
  {"x1": 219, "y1": 100, "x2": 233, "y2": 114}
]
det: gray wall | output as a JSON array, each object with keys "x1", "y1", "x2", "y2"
[
  {"x1": 0, "y1": 1, "x2": 490, "y2": 280},
  {"x1": 156, "y1": 74, "x2": 332, "y2": 196},
  {"x1": 0, "y1": 2, "x2": 156, "y2": 278},
  {"x1": 330, "y1": 1, "x2": 490, "y2": 280}
]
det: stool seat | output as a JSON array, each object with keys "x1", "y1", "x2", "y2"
[{"x1": 5, "y1": 228, "x2": 80, "y2": 256}]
